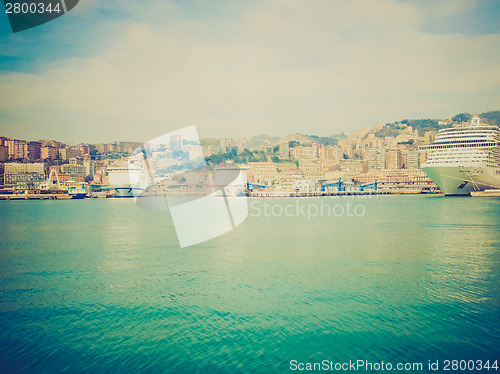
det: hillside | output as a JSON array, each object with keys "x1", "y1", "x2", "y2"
[{"x1": 480, "y1": 111, "x2": 500, "y2": 126}]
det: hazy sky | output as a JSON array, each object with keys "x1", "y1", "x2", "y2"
[{"x1": 1, "y1": 0, "x2": 499, "y2": 143}]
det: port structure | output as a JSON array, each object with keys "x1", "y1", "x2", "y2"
[
  {"x1": 246, "y1": 181, "x2": 267, "y2": 190},
  {"x1": 321, "y1": 178, "x2": 343, "y2": 192},
  {"x1": 321, "y1": 178, "x2": 378, "y2": 192}
]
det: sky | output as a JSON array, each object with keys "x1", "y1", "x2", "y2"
[{"x1": 0, "y1": 0, "x2": 499, "y2": 143}]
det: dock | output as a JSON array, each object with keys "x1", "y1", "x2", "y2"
[
  {"x1": 247, "y1": 191, "x2": 390, "y2": 197},
  {"x1": 0, "y1": 193, "x2": 72, "y2": 200},
  {"x1": 470, "y1": 189, "x2": 500, "y2": 197}
]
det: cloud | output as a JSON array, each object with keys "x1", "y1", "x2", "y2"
[{"x1": 0, "y1": 0, "x2": 499, "y2": 142}]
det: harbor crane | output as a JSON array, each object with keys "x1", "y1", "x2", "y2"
[
  {"x1": 321, "y1": 178, "x2": 343, "y2": 192},
  {"x1": 359, "y1": 181, "x2": 378, "y2": 191},
  {"x1": 246, "y1": 181, "x2": 266, "y2": 190}
]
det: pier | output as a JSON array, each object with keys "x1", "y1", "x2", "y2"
[
  {"x1": 0, "y1": 193, "x2": 72, "y2": 200},
  {"x1": 470, "y1": 189, "x2": 500, "y2": 197},
  {"x1": 247, "y1": 190, "x2": 390, "y2": 197}
]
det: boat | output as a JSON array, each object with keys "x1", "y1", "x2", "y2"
[
  {"x1": 66, "y1": 181, "x2": 87, "y2": 199},
  {"x1": 420, "y1": 116, "x2": 500, "y2": 195},
  {"x1": 212, "y1": 163, "x2": 248, "y2": 197},
  {"x1": 107, "y1": 165, "x2": 143, "y2": 198}
]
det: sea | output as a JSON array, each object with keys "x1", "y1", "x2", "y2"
[{"x1": 0, "y1": 195, "x2": 499, "y2": 373}]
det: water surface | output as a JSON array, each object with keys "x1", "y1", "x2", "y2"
[{"x1": 0, "y1": 196, "x2": 499, "y2": 372}]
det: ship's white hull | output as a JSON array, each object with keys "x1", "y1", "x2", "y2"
[{"x1": 421, "y1": 165, "x2": 500, "y2": 195}]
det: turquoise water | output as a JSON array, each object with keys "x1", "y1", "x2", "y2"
[{"x1": 0, "y1": 196, "x2": 499, "y2": 373}]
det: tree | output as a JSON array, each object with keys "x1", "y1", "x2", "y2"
[{"x1": 452, "y1": 113, "x2": 472, "y2": 123}]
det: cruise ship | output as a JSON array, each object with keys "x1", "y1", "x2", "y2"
[
  {"x1": 420, "y1": 116, "x2": 500, "y2": 195},
  {"x1": 107, "y1": 166, "x2": 143, "y2": 198}
]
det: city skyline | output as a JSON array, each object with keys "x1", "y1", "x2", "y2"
[
  {"x1": 1, "y1": 0, "x2": 500, "y2": 143},
  {"x1": 0, "y1": 109, "x2": 498, "y2": 148}
]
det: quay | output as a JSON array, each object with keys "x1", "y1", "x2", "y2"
[
  {"x1": 0, "y1": 193, "x2": 72, "y2": 200},
  {"x1": 470, "y1": 189, "x2": 500, "y2": 197},
  {"x1": 248, "y1": 191, "x2": 390, "y2": 197}
]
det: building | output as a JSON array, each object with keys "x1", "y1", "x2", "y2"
[
  {"x1": 247, "y1": 162, "x2": 278, "y2": 184},
  {"x1": 424, "y1": 131, "x2": 437, "y2": 145},
  {"x1": 95, "y1": 144, "x2": 108, "y2": 154},
  {"x1": 291, "y1": 146, "x2": 317, "y2": 159},
  {"x1": 69, "y1": 157, "x2": 84, "y2": 165},
  {"x1": 41, "y1": 146, "x2": 57, "y2": 160},
  {"x1": 170, "y1": 135, "x2": 182, "y2": 152},
  {"x1": 368, "y1": 149, "x2": 386, "y2": 170},
  {"x1": 61, "y1": 164, "x2": 85, "y2": 180},
  {"x1": 59, "y1": 148, "x2": 68, "y2": 161},
  {"x1": 341, "y1": 160, "x2": 365, "y2": 173},
  {"x1": 0, "y1": 145, "x2": 8, "y2": 162},
  {"x1": 84, "y1": 160, "x2": 96, "y2": 177},
  {"x1": 386, "y1": 149, "x2": 403, "y2": 170},
  {"x1": 28, "y1": 142, "x2": 42, "y2": 161},
  {"x1": 220, "y1": 138, "x2": 236, "y2": 151},
  {"x1": 404, "y1": 150, "x2": 420, "y2": 170},
  {"x1": 292, "y1": 178, "x2": 318, "y2": 193},
  {"x1": 299, "y1": 160, "x2": 321, "y2": 172},
  {"x1": 4, "y1": 162, "x2": 45, "y2": 185},
  {"x1": 318, "y1": 145, "x2": 342, "y2": 161},
  {"x1": 6, "y1": 139, "x2": 28, "y2": 160},
  {"x1": 278, "y1": 143, "x2": 290, "y2": 158}
]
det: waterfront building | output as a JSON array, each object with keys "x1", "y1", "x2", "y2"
[
  {"x1": 292, "y1": 178, "x2": 318, "y2": 193},
  {"x1": 61, "y1": 164, "x2": 85, "y2": 180},
  {"x1": 276, "y1": 169, "x2": 304, "y2": 192},
  {"x1": 247, "y1": 162, "x2": 278, "y2": 184},
  {"x1": 4, "y1": 162, "x2": 45, "y2": 186}
]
